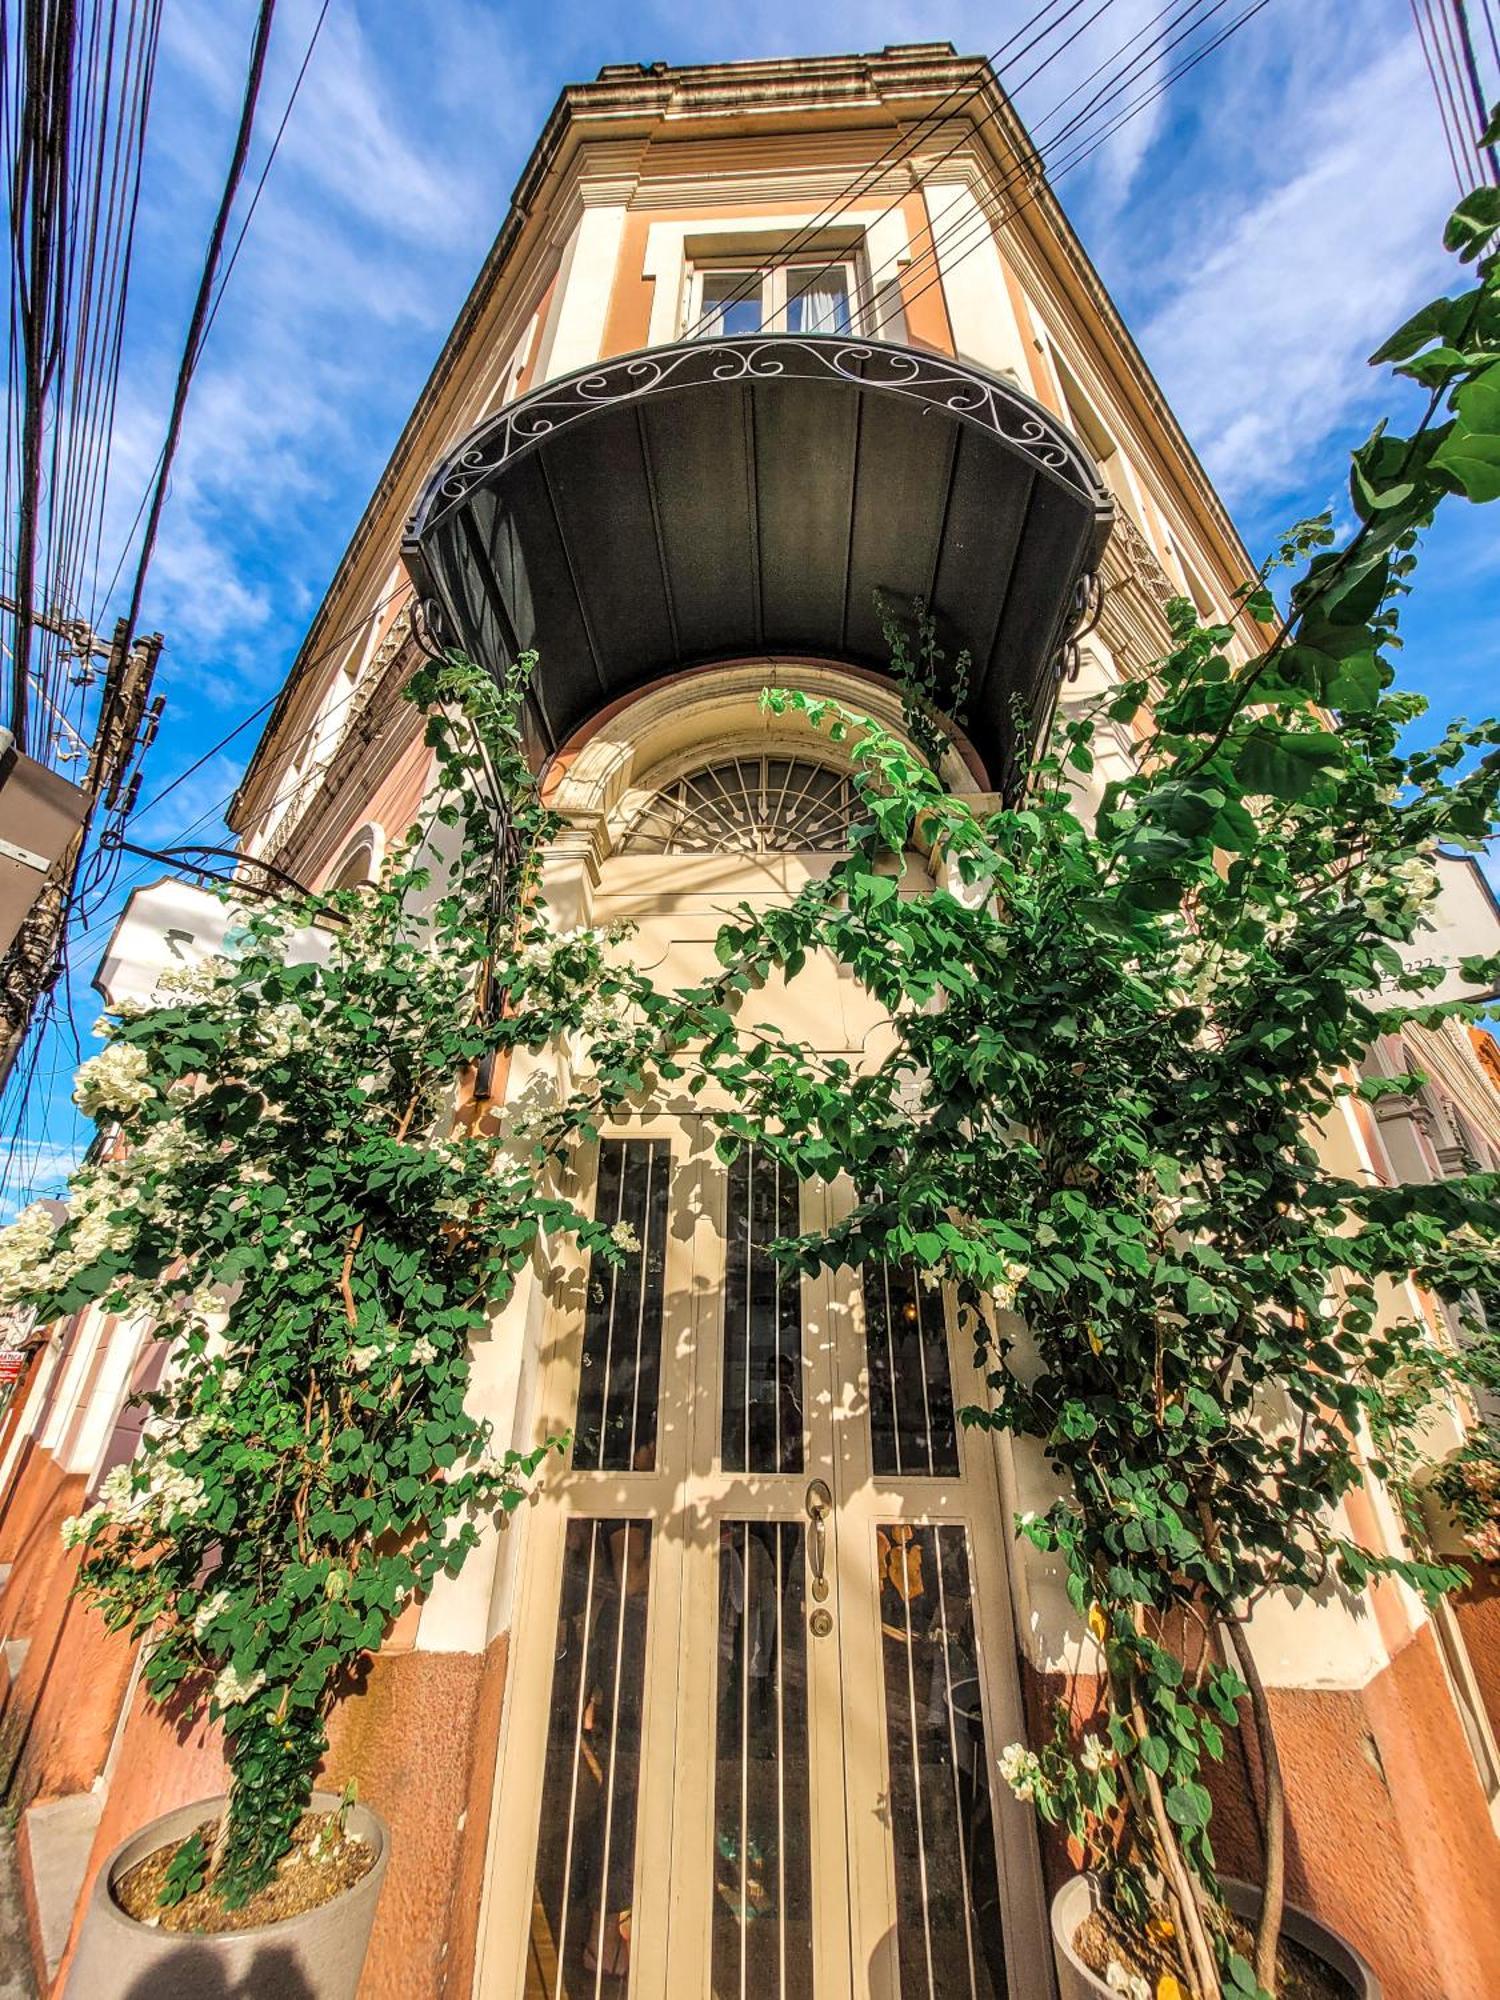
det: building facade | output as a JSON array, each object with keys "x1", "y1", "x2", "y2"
[{"x1": 2, "y1": 44, "x2": 1499, "y2": 2000}]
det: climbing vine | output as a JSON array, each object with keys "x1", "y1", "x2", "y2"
[
  {"x1": 662, "y1": 157, "x2": 1500, "y2": 1998},
  {"x1": 0, "y1": 652, "x2": 652, "y2": 1907},
  {"x1": 0, "y1": 115, "x2": 1494, "y2": 1998}
]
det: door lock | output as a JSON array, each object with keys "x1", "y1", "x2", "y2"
[{"x1": 805, "y1": 1479, "x2": 832, "y2": 1604}]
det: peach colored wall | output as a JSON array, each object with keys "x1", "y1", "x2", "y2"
[
  {"x1": 44, "y1": 1635, "x2": 510, "y2": 2000},
  {"x1": 316, "y1": 730, "x2": 434, "y2": 890},
  {"x1": 898, "y1": 189, "x2": 955, "y2": 353},
  {"x1": 1003, "y1": 259, "x2": 1058, "y2": 412},
  {"x1": 321, "y1": 1636, "x2": 508, "y2": 2000},
  {"x1": 603, "y1": 212, "x2": 654, "y2": 356},
  {"x1": 1454, "y1": 1567, "x2": 1500, "y2": 1739}
]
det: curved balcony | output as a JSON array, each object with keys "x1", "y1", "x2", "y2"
[{"x1": 402, "y1": 334, "x2": 1113, "y2": 793}]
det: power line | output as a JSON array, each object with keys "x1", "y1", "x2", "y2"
[
  {"x1": 894, "y1": 0, "x2": 1277, "y2": 335},
  {"x1": 682, "y1": 1, "x2": 1094, "y2": 340},
  {"x1": 114, "y1": 0, "x2": 278, "y2": 671},
  {"x1": 94, "y1": 0, "x2": 333, "y2": 621},
  {"x1": 839, "y1": 0, "x2": 1235, "y2": 336},
  {"x1": 1414, "y1": 0, "x2": 1471, "y2": 191}
]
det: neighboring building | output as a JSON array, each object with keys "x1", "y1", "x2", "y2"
[{"x1": 2, "y1": 44, "x2": 1499, "y2": 1999}]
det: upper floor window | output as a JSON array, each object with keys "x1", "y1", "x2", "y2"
[
  {"x1": 688, "y1": 259, "x2": 859, "y2": 340},
  {"x1": 619, "y1": 757, "x2": 853, "y2": 855}
]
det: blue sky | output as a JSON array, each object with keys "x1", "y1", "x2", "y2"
[{"x1": 4, "y1": 0, "x2": 1496, "y2": 1209}]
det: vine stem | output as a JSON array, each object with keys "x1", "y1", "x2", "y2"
[
  {"x1": 1222, "y1": 1610, "x2": 1286, "y2": 1996},
  {"x1": 1113, "y1": 1638, "x2": 1222, "y2": 1999}
]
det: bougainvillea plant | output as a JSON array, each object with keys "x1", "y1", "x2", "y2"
[
  {"x1": 651, "y1": 166, "x2": 1500, "y2": 1997},
  {"x1": 0, "y1": 651, "x2": 656, "y2": 1908},
  {"x1": 0, "y1": 120, "x2": 1493, "y2": 2000}
]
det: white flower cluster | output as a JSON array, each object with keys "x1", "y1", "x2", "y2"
[
  {"x1": 212, "y1": 1663, "x2": 265, "y2": 1707},
  {"x1": 514, "y1": 924, "x2": 608, "y2": 980},
  {"x1": 610, "y1": 1220, "x2": 641, "y2": 1254},
  {"x1": 0, "y1": 1205, "x2": 59, "y2": 1306},
  {"x1": 1079, "y1": 1733, "x2": 1109, "y2": 1773},
  {"x1": 1169, "y1": 935, "x2": 1252, "y2": 1009},
  {"x1": 156, "y1": 956, "x2": 231, "y2": 1003},
  {"x1": 61, "y1": 1450, "x2": 213, "y2": 1552},
  {"x1": 577, "y1": 986, "x2": 641, "y2": 1043},
  {"x1": 992, "y1": 1259, "x2": 1029, "y2": 1311},
  {"x1": 1359, "y1": 853, "x2": 1440, "y2": 925},
  {"x1": 410, "y1": 1336, "x2": 438, "y2": 1366},
  {"x1": 60, "y1": 1505, "x2": 106, "y2": 1549},
  {"x1": 997, "y1": 1741, "x2": 1043, "y2": 1803},
  {"x1": 0, "y1": 1169, "x2": 137, "y2": 1307},
  {"x1": 98, "y1": 1457, "x2": 210, "y2": 1529},
  {"x1": 193, "y1": 1588, "x2": 231, "y2": 1636},
  {"x1": 255, "y1": 1003, "x2": 314, "y2": 1064},
  {"x1": 1104, "y1": 1962, "x2": 1150, "y2": 2000},
  {"x1": 132, "y1": 1116, "x2": 208, "y2": 1184},
  {"x1": 73, "y1": 1042, "x2": 154, "y2": 1120}
]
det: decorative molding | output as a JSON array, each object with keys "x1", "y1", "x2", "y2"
[
  {"x1": 262, "y1": 612, "x2": 418, "y2": 877},
  {"x1": 1095, "y1": 511, "x2": 1178, "y2": 680}
]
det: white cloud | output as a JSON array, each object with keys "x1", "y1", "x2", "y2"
[{"x1": 1134, "y1": 32, "x2": 1454, "y2": 507}]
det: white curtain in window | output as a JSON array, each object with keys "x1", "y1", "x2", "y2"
[{"x1": 794, "y1": 267, "x2": 849, "y2": 335}]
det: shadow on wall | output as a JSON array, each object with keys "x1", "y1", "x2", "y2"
[{"x1": 119, "y1": 1945, "x2": 317, "y2": 2000}]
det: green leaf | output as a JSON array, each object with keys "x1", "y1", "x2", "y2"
[
  {"x1": 1232, "y1": 722, "x2": 1344, "y2": 803},
  {"x1": 1164, "y1": 1780, "x2": 1213, "y2": 1830},
  {"x1": 1444, "y1": 186, "x2": 1500, "y2": 260},
  {"x1": 1432, "y1": 425, "x2": 1500, "y2": 503}
]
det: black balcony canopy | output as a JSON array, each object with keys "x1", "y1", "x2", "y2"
[{"x1": 403, "y1": 335, "x2": 1113, "y2": 792}]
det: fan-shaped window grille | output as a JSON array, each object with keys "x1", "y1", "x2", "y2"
[{"x1": 620, "y1": 757, "x2": 853, "y2": 855}]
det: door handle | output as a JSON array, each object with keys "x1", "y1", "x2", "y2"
[{"x1": 805, "y1": 1479, "x2": 832, "y2": 1603}]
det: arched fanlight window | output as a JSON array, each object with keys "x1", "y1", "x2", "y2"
[{"x1": 619, "y1": 756, "x2": 853, "y2": 855}]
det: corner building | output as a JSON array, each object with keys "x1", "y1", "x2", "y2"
[{"x1": 4, "y1": 45, "x2": 1500, "y2": 2000}]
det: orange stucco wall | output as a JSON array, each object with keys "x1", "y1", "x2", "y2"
[
  {"x1": 38, "y1": 1603, "x2": 510, "y2": 2000},
  {"x1": 603, "y1": 212, "x2": 655, "y2": 356},
  {"x1": 1454, "y1": 1566, "x2": 1500, "y2": 1740}
]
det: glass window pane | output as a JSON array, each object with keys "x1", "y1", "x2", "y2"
[
  {"x1": 712, "y1": 1521, "x2": 814, "y2": 2000},
  {"x1": 698, "y1": 271, "x2": 765, "y2": 337},
  {"x1": 528, "y1": 1519, "x2": 653, "y2": 1999},
  {"x1": 876, "y1": 1524, "x2": 1008, "y2": 1999},
  {"x1": 722, "y1": 1148, "x2": 804, "y2": 1474},
  {"x1": 618, "y1": 757, "x2": 853, "y2": 855},
  {"x1": 786, "y1": 266, "x2": 851, "y2": 336},
  {"x1": 863, "y1": 1263, "x2": 959, "y2": 1477},
  {"x1": 575, "y1": 1140, "x2": 669, "y2": 1472}
]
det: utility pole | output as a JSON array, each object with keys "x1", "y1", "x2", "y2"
[{"x1": 0, "y1": 609, "x2": 164, "y2": 1089}]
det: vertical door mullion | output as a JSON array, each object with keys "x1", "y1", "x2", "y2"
[{"x1": 661, "y1": 1116, "x2": 725, "y2": 1997}]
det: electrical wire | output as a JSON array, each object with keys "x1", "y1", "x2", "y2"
[
  {"x1": 1413, "y1": 2, "x2": 1470, "y2": 202},
  {"x1": 112, "y1": 0, "x2": 278, "y2": 688},
  {"x1": 94, "y1": 0, "x2": 334, "y2": 622},
  {"x1": 892, "y1": 0, "x2": 1277, "y2": 335},
  {"x1": 681, "y1": 0, "x2": 1094, "y2": 340},
  {"x1": 838, "y1": 0, "x2": 1236, "y2": 336}
]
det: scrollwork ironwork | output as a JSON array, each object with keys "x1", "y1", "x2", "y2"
[{"x1": 406, "y1": 333, "x2": 1112, "y2": 541}]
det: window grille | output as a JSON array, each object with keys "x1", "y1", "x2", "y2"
[{"x1": 619, "y1": 757, "x2": 854, "y2": 855}]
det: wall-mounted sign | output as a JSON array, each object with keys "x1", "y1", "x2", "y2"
[{"x1": 93, "y1": 876, "x2": 331, "y2": 1012}]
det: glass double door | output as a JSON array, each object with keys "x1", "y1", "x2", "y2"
[{"x1": 481, "y1": 1118, "x2": 1048, "y2": 2000}]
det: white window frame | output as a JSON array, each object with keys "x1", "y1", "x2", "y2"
[{"x1": 683, "y1": 254, "x2": 866, "y2": 339}]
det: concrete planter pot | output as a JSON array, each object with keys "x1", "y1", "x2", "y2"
[
  {"x1": 1051, "y1": 1872, "x2": 1381, "y2": 2000},
  {"x1": 65, "y1": 1790, "x2": 388, "y2": 2000}
]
